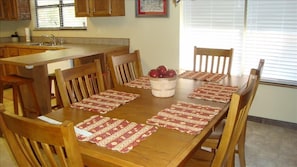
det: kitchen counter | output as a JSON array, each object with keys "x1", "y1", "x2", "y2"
[
  {"x1": 0, "y1": 43, "x2": 128, "y2": 67},
  {"x1": 0, "y1": 42, "x2": 129, "y2": 115}
]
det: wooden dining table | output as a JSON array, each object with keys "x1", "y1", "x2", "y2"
[{"x1": 44, "y1": 75, "x2": 247, "y2": 167}]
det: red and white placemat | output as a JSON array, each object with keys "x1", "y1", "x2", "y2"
[
  {"x1": 71, "y1": 89, "x2": 140, "y2": 114},
  {"x1": 76, "y1": 115, "x2": 158, "y2": 153},
  {"x1": 146, "y1": 101, "x2": 222, "y2": 135},
  {"x1": 179, "y1": 71, "x2": 227, "y2": 82},
  {"x1": 124, "y1": 76, "x2": 151, "y2": 89},
  {"x1": 188, "y1": 83, "x2": 238, "y2": 103}
]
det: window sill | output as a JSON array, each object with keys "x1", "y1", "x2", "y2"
[
  {"x1": 260, "y1": 78, "x2": 297, "y2": 89},
  {"x1": 33, "y1": 27, "x2": 87, "y2": 31}
]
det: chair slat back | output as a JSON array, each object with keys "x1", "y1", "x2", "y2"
[
  {"x1": 248, "y1": 59, "x2": 265, "y2": 102},
  {"x1": 0, "y1": 108, "x2": 83, "y2": 167},
  {"x1": 211, "y1": 70, "x2": 259, "y2": 167},
  {"x1": 108, "y1": 50, "x2": 143, "y2": 87},
  {"x1": 55, "y1": 59, "x2": 105, "y2": 107},
  {"x1": 194, "y1": 47, "x2": 233, "y2": 75}
]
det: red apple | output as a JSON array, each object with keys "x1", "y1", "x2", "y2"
[
  {"x1": 158, "y1": 73, "x2": 165, "y2": 78},
  {"x1": 148, "y1": 69, "x2": 159, "y2": 78},
  {"x1": 166, "y1": 69, "x2": 177, "y2": 78},
  {"x1": 157, "y1": 65, "x2": 167, "y2": 75}
]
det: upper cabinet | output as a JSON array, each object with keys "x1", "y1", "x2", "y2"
[
  {"x1": 0, "y1": 0, "x2": 4, "y2": 19},
  {"x1": 75, "y1": 0, "x2": 125, "y2": 17},
  {"x1": 0, "y1": 0, "x2": 31, "y2": 20}
]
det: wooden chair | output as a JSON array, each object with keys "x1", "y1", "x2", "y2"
[
  {"x1": 185, "y1": 68, "x2": 259, "y2": 167},
  {"x1": 0, "y1": 75, "x2": 40, "y2": 118},
  {"x1": 55, "y1": 59, "x2": 105, "y2": 107},
  {"x1": 193, "y1": 47, "x2": 233, "y2": 75},
  {"x1": 107, "y1": 50, "x2": 143, "y2": 88},
  {"x1": 0, "y1": 103, "x2": 84, "y2": 167},
  {"x1": 49, "y1": 73, "x2": 63, "y2": 109},
  {"x1": 201, "y1": 59, "x2": 265, "y2": 167}
]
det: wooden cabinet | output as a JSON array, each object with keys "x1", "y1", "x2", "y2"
[
  {"x1": 75, "y1": 0, "x2": 125, "y2": 17},
  {"x1": 0, "y1": 0, "x2": 31, "y2": 20}
]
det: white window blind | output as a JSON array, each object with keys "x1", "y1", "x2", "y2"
[
  {"x1": 35, "y1": 0, "x2": 86, "y2": 29},
  {"x1": 181, "y1": 0, "x2": 297, "y2": 86},
  {"x1": 244, "y1": 0, "x2": 297, "y2": 85}
]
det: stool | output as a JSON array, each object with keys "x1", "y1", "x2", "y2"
[
  {"x1": 0, "y1": 75, "x2": 40, "y2": 117},
  {"x1": 48, "y1": 73, "x2": 63, "y2": 109}
]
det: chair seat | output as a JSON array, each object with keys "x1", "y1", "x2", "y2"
[
  {"x1": 0, "y1": 75, "x2": 34, "y2": 84},
  {"x1": 0, "y1": 75, "x2": 40, "y2": 117}
]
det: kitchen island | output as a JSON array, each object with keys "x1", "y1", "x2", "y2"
[{"x1": 0, "y1": 42, "x2": 129, "y2": 115}]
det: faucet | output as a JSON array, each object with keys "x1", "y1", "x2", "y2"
[{"x1": 42, "y1": 34, "x2": 56, "y2": 46}]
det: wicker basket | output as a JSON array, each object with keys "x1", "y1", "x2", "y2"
[{"x1": 149, "y1": 77, "x2": 177, "y2": 98}]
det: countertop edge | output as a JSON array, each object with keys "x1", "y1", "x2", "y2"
[{"x1": 0, "y1": 43, "x2": 129, "y2": 67}]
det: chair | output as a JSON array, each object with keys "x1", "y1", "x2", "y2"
[
  {"x1": 201, "y1": 59, "x2": 265, "y2": 167},
  {"x1": 107, "y1": 50, "x2": 143, "y2": 87},
  {"x1": 55, "y1": 59, "x2": 105, "y2": 107},
  {"x1": 49, "y1": 73, "x2": 63, "y2": 109},
  {"x1": 0, "y1": 75, "x2": 40, "y2": 118},
  {"x1": 193, "y1": 47, "x2": 233, "y2": 75},
  {"x1": 0, "y1": 103, "x2": 84, "y2": 167},
  {"x1": 185, "y1": 68, "x2": 259, "y2": 167}
]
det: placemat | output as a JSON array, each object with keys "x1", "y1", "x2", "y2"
[
  {"x1": 124, "y1": 76, "x2": 151, "y2": 89},
  {"x1": 146, "y1": 101, "x2": 222, "y2": 135},
  {"x1": 76, "y1": 115, "x2": 158, "y2": 153},
  {"x1": 188, "y1": 83, "x2": 238, "y2": 103},
  {"x1": 71, "y1": 90, "x2": 140, "y2": 114},
  {"x1": 179, "y1": 71, "x2": 227, "y2": 82}
]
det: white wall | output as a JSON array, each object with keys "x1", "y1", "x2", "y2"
[
  {"x1": 250, "y1": 85, "x2": 297, "y2": 123},
  {"x1": 0, "y1": 0, "x2": 296, "y2": 124}
]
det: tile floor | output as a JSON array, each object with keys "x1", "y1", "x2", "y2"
[{"x1": 1, "y1": 89, "x2": 297, "y2": 167}]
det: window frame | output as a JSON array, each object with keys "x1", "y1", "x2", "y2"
[
  {"x1": 180, "y1": 0, "x2": 297, "y2": 87},
  {"x1": 34, "y1": 0, "x2": 87, "y2": 30}
]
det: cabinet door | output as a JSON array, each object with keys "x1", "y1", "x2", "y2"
[
  {"x1": 0, "y1": 47, "x2": 4, "y2": 58},
  {"x1": 4, "y1": 48, "x2": 18, "y2": 75},
  {"x1": 4, "y1": 0, "x2": 19, "y2": 20},
  {"x1": 16, "y1": 0, "x2": 31, "y2": 20},
  {"x1": 1, "y1": 0, "x2": 30, "y2": 20},
  {"x1": 109, "y1": 0, "x2": 125, "y2": 16},
  {"x1": 7, "y1": 48, "x2": 19, "y2": 57},
  {"x1": 75, "y1": 0, "x2": 125, "y2": 17},
  {"x1": 75, "y1": 0, "x2": 90, "y2": 17},
  {"x1": 92, "y1": 0, "x2": 125, "y2": 16},
  {"x1": 92, "y1": 0, "x2": 111, "y2": 16},
  {"x1": 0, "y1": 0, "x2": 5, "y2": 19},
  {"x1": 0, "y1": 47, "x2": 5, "y2": 76}
]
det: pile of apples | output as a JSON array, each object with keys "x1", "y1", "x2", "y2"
[{"x1": 148, "y1": 65, "x2": 177, "y2": 78}]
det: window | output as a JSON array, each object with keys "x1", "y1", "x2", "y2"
[
  {"x1": 35, "y1": 0, "x2": 86, "y2": 29},
  {"x1": 181, "y1": 0, "x2": 297, "y2": 86}
]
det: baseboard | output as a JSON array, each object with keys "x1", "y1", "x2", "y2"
[{"x1": 248, "y1": 115, "x2": 297, "y2": 130}]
